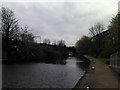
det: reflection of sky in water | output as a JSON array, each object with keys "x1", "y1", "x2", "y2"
[
  {"x1": 3, "y1": 57, "x2": 85, "y2": 88},
  {"x1": 66, "y1": 57, "x2": 84, "y2": 68}
]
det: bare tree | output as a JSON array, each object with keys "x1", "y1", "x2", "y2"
[
  {"x1": 1, "y1": 7, "x2": 20, "y2": 41},
  {"x1": 89, "y1": 22, "x2": 105, "y2": 56},
  {"x1": 89, "y1": 22, "x2": 105, "y2": 37},
  {"x1": 43, "y1": 39, "x2": 51, "y2": 45},
  {"x1": 52, "y1": 40, "x2": 57, "y2": 45},
  {"x1": 57, "y1": 40, "x2": 65, "y2": 46},
  {"x1": 20, "y1": 26, "x2": 35, "y2": 43},
  {"x1": 1, "y1": 7, "x2": 20, "y2": 59}
]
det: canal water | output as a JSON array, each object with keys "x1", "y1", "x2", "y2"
[{"x1": 2, "y1": 57, "x2": 86, "y2": 88}]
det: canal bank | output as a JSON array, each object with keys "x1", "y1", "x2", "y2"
[{"x1": 74, "y1": 56, "x2": 119, "y2": 89}]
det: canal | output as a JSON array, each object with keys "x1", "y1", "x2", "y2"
[{"x1": 2, "y1": 57, "x2": 87, "y2": 88}]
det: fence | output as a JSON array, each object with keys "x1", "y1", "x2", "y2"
[{"x1": 110, "y1": 52, "x2": 120, "y2": 73}]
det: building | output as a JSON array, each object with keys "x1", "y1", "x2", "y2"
[{"x1": 91, "y1": 30, "x2": 111, "y2": 44}]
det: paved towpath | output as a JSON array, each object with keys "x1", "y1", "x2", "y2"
[{"x1": 74, "y1": 56, "x2": 120, "y2": 89}]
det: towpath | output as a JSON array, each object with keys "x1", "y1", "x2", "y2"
[{"x1": 74, "y1": 56, "x2": 119, "y2": 89}]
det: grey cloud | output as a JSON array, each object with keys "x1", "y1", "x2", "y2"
[{"x1": 3, "y1": 1, "x2": 118, "y2": 46}]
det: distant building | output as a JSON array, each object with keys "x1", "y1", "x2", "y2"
[{"x1": 91, "y1": 30, "x2": 110, "y2": 42}]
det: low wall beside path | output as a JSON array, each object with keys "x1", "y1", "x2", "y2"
[{"x1": 110, "y1": 52, "x2": 120, "y2": 73}]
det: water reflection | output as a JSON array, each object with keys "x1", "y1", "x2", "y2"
[
  {"x1": 76, "y1": 62, "x2": 90, "y2": 71},
  {"x1": 45, "y1": 60, "x2": 67, "y2": 65},
  {"x1": 2, "y1": 57, "x2": 88, "y2": 88}
]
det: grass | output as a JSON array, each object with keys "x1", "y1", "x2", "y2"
[
  {"x1": 84, "y1": 55, "x2": 94, "y2": 61},
  {"x1": 97, "y1": 57, "x2": 109, "y2": 64},
  {"x1": 84, "y1": 54, "x2": 109, "y2": 64}
]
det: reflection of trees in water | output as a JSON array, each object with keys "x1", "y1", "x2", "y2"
[
  {"x1": 76, "y1": 62, "x2": 90, "y2": 70},
  {"x1": 45, "y1": 59, "x2": 67, "y2": 65}
]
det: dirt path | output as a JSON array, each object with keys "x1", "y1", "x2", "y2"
[{"x1": 74, "y1": 56, "x2": 119, "y2": 89}]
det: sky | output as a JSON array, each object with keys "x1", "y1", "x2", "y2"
[{"x1": 0, "y1": 0, "x2": 119, "y2": 46}]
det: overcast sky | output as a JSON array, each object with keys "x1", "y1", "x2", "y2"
[{"x1": 1, "y1": 0, "x2": 119, "y2": 46}]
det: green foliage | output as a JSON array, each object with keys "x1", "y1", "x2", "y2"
[
  {"x1": 99, "y1": 14, "x2": 120, "y2": 57},
  {"x1": 98, "y1": 57, "x2": 108, "y2": 64},
  {"x1": 108, "y1": 14, "x2": 120, "y2": 52},
  {"x1": 75, "y1": 36, "x2": 91, "y2": 55},
  {"x1": 75, "y1": 14, "x2": 120, "y2": 58}
]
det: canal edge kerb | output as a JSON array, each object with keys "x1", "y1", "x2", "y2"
[{"x1": 73, "y1": 55, "x2": 92, "y2": 89}]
